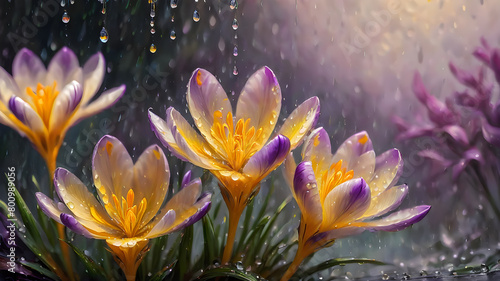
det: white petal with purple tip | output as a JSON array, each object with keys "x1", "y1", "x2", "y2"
[
  {"x1": 243, "y1": 134, "x2": 290, "y2": 179},
  {"x1": 49, "y1": 81, "x2": 83, "y2": 132},
  {"x1": 9, "y1": 96, "x2": 47, "y2": 134},
  {"x1": 81, "y1": 52, "x2": 105, "y2": 105},
  {"x1": 12, "y1": 48, "x2": 47, "y2": 91},
  {"x1": 74, "y1": 85, "x2": 125, "y2": 123},
  {"x1": 362, "y1": 205, "x2": 431, "y2": 232}
]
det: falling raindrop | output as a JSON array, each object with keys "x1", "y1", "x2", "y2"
[
  {"x1": 230, "y1": 0, "x2": 238, "y2": 9},
  {"x1": 101, "y1": 2, "x2": 106, "y2": 14},
  {"x1": 193, "y1": 10, "x2": 200, "y2": 22},
  {"x1": 150, "y1": 28, "x2": 155, "y2": 34},
  {"x1": 233, "y1": 65, "x2": 238, "y2": 75},
  {"x1": 60, "y1": 0, "x2": 66, "y2": 7},
  {"x1": 62, "y1": 11, "x2": 70, "y2": 23},
  {"x1": 100, "y1": 27, "x2": 109, "y2": 43},
  {"x1": 150, "y1": 44, "x2": 157, "y2": 53},
  {"x1": 70, "y1": 0, "x2": 74, "y2": 4},
  {"x1": 150, "y1": 10, "x2": 156, "y2": 17},
  {"x1": 170, "y1": 30, "x2": 176, "y2": 40},
  {"x1": 170, "y1": 0, "x2": 178, "y2": 8},
  {"x1": 171, "y1": 15, "x2": 175, "y2": 22},
  {"x1": 233, "y1": 46, "x2": 238, "y2": 56},
  {"x1": 150, "y1": 20, "x2": 155, "y2": 27},
  {"x1": 232, "y1": 18, "x2": 239, "y2": 30}
]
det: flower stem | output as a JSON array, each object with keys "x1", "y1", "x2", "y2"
[
  {"x1": 222, "y1": 205, "x2": 244, "y2": 264},
  {"x1": 280, "y1": 243, "x2": 310, "y2": 281}
]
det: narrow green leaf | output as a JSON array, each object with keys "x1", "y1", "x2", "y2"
[
  {"x1": 66, "y1": 241, "x2": 107, "y2": 280},
  {"x1": 202, "y1": 215, "x2": 218, "y2": 265},
  {"x1": 19, "y1": 260, "x2": 59, "y2": 280},
  {"x1": 149, "y1": 262, "x2": 176, "y2": 281},
  {"x1": 297, "y1": 258, "x2": 386, "y2": 277},
  {"x1": 173, "y1": 225, "x2": 193, "y2": 280},
  {"x1": 13, "y1": 187, "x2": 45, "y2": 248},
  {"x1": 197, "y1": 267, "x2": 259, "y2": 281}
]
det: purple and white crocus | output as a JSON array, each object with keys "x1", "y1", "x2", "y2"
[
  {"x1": 36, "y1": 135, "x2": 211, "y2": 281},
  {"x1": 0, "y1": 47, "x2": 125, "y2": 178},
  {"x1": 281, "y1": 128, "x2": 430, "y2": 281},
  {"x1": 148, "y1": 66, "x2": 320, "y2": 264}
]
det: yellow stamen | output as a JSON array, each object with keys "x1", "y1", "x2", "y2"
[
  {"x1": 210, "y1": 110, "x2": 263, "y2": 171},
  {"x1": 319, "y1": 160, "x2": 354, "y2": 204},
  {"x1": 25, "y1": 81, "x2": 58, "y2": 128},
  {"x1": 106, "y1": 141, "x2": 114, "y2": 156},
  {"x1": 196, "y1": 71, "x2": 203, "y2": 85},
  {"x1": 358, "y1": 134, "x2": 368, "y2": 145},
  {"x1": 152, "y1": 149, "x2": 161, "y2": 159}
]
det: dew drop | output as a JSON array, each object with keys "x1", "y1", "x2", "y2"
[
  {"x1": 67, "y1": 202, "x2": 75, "y2": 209},
  {"x1": 62, "y1": 11, "x2": 70, "y2": 23},
  {"x1": 230, "y1": 0, "x2": 238, "y2": 9},
  {"x1": 235, "y1": 261, "x2": 244, "y2": 271},
  {"x1": 232, "y1": 18, "x2": 239, "y2": 30},
  {"x1": 233, "y1": 46, "x2": 238, "y2": 56},
  {"x1": 150, "y1": 44, "x2": 157, "y2": 53},
  {"x1": 233, "y1": 65, "x2": 238, "y2": 75},
  {"x1": 100, "y1": 27, "x2": 109, "y2": 43},
  {"x1": 381, "y1": 274, "x2": 389, "y2": 280},
  {"x1": 193, "y1": 10, "x2": 200, "y2": 22},
  {"x1": 170, "y1": 0, "x2": 178, "y2": 8},
  {"x1": 170, "y1": 30, "x2": 176, "y2": 40}
]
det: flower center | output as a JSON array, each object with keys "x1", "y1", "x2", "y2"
[
  {"x1": 210, "y1": 110, "x2": 263, "y2": 171},
  {"x1": 25, "y1": 81, "x2": 59, "y2": 127},
  {"x1": 319, "y1": 160, "x2": 354, "y2": 204}
]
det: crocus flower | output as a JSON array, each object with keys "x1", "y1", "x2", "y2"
[
  {"x1": 281, "y1": 128, "x2": 430, "y2": 281},
  {"x1": 0, "y1": 47, "x2": 125, "y2": 179},
  {"x1": 148, "y1": 66, "x2": 320, "y2": 263},
  {"x1": 36, "y1": 135, "x2": 211, "y2": 281}
]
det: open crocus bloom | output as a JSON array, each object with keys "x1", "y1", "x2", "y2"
[
  {"x1": 148, "y1": 66, "x2": 319, "y2": 263},
  {"x1": 36, "y1": 135, "x2": 211, "y2": 281},
  {"x1": 0, "y1": 48, "x2": 125, "y2": 177},
  {"x1": 281, "y1": 128, "x2": 430, "y2": 281}
]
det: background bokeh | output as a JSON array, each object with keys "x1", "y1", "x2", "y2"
[{"x1": 1, "y1": 0, "x2": 500, "y2": 279}]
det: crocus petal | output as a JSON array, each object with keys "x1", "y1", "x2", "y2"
[
  {"x1": 47, "y1": 47, "x2": 83, "y2": 89},
  {"x1": 481, "y1": 118, "x2": 500, "y2": 146},
  {"x1": 368, "y1": 149, "x2": 403, "y2": 196},
  {"x1": 322, "y1": 178, "x2": 371, "y2": 230},
  {"x1": 292, "y1": 161, "x2": 322, "y2": 230},
  {"x1": 148, "y1": 108, "x2": 223, "y2": 170},
  {"x1": 0, "y1": 111, "x2": 21, "y2": 134},
  {"x1": 133, "y1": 145, "x2": 170, "y2": 225},
  {"x1": 277, "y1": 96, "x2": 320, "y2": 149},
  {"x1": 93, "y1": 135, "x2": 133, "y2": 204},
  {"x1": 12, "y1": 48, "x2": 47, "y2": 90},
  {"x1": 302, "y1": 127, "x2": 334, "y2": 180},
  {"x1": 9, "y1": 96, "x2": 47, "y2": 134},
  {"x1": 187, "y1": 68, "x2": 232, "y2": 145},
  {"x1": 49, "y1": 81, "x2": 83, "y2": 132},
  {"x1": 145, "y1": 209, "x2": 176, "y2": 239},
  {"x1": 362, "y1": 205, "x2": 431, "y2": 232},
  {"x1": 491, "y1": 50, "x2": 500, "y2": 85},
  {"x1": 81, "y1": 52, "x2": 105, "y2": 105},
  {"x1": 242, "y1": 134, "x2": 291, "y2": 180},
  {"x1": 331, "y1": 131, "x2": 375, "y2": 180},
  {"x1": 35, "y1": 192, "x2": 67, "y2": 224},
  {"x1": 74, "y1": 85, "x2": 125, "y2": 123},
  {"x1": 0, "y1": 67, "x2": 21, "y2": 104},
  {"x1": 235, "y1": 66, "x2": 281, "y2": 149},
  {"x1": 169, "y1": 193, "x2": 212, "y2": 233},
  {"x1": 442, "y1": 125, "x2": 469, "y2": 147},
  {"x1": 163, "y1": 178, "x2": 202, "y2": 213},
  {"x1": 181, "y1": 170, "x2": 192, "y2": 189},
  {"x1": 283, "y1": 152, "x2": 297, "y2": 190},
  {"x1": 309, "y1": 227, "x2": 365, "y2": 248},
  {"x1": 60, "y1": 213, "x2": 97, "y2": 239},
  {"x1": 360, "y1": 184, "x2": 408, "y2": 219},
  {"x1": 54, "y1": 168, "x2": 120, "y2": 235}
]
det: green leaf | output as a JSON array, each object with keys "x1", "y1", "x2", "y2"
[
  {"x1": 297, "y1": 257, "x2": 386, "y2": 277},
  {"x1": 66, "y1": 241, "x2": 107, "y2": 280},
  {"x1": 149, "y1": 262, "x2": 175, "y2": 281},
  {"x1": 196, "y1": 267, "x2": 260, "y2": 281},
  {"x1": 173, "y1": 225, "x2": 193, "y2": 280},
  {"x1": 202, "y1": 215, "x2": 218, "y2": 265},
  {"x1": 19, "y1": 260, "x2": 59, "y2": 280},
  {"x1": 13, "y1": 187, "x2": 45, "y2": 248}
]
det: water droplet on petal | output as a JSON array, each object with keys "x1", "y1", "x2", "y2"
[
  {"x1": 170, "y1": 30, "x2": 176, "y2": 40},
  {"x1": 193, "y1": 10, "x2": 200, "y2": 22},
  {"x1": 230, "y1": 0, "x2": 238, "y2": 9},
  {"x1": 100, "y1": 27, "x2": 109, "y2": 43},
  {"x1": 150, "y1": 44, "x2": 157, "y2": 53},
  {"x1": 170, "y1": 0, "x2": 178, "y2": 8},
  {"x1": 62, "y1": 11, "x2": 70, "y2": 23},
  {"x1": 67, "y1": 202, "x2": 75, "y2": 209},
  {"x1": 232, "y1": 18, "x2": 239, "y2": 30},
  {"x1": 233, "y1": 46, "x2": 238, "y2": 56}
]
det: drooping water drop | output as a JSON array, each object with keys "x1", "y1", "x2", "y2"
[
  {"x1": 232, "y1": 18, "x2": 239, "y2": 30},
  {"x1": 150, "y1": 28, "x2": 155, "y2": 34},
  {"x1": 101, "y1": 5, "x2": 106, "y2": 14},
  {"x1": 70, "y1": 0, "x2": 74, "y2": 4},
  {"x1": 150, "y1": 19, "x2": 155, "y2": 27},
  {"x1": 235, "y1": 261, "x2": 244, "y2": 271},
  {"x1": 60, "y1": 0, "x2": 66, "y2": 7},
  {"x1": 233, "y1": 46, "x2": 238, "y2": 56},
  {"x1": 62, "y1": 11, "x2": 70, "y2": 23},
  {"x1": 193, "y1": 10, "x2": 200, "y2": 22},
  {"x1": 233, "y1": 65, "x2": 238, "y2": 75},
  {"x1": 150, "y1": 10, "x2": 156, "y2": 17},
  {"x1": 170, "y1": 30, "x2": 176, "y2": 40},
  {"x1": 170, "y1": 0, "x2": 178, "y2": 8},
  {"x1": 230, "y1": 0, "x2": 238, "y2": 9},
  {"x1": 150, "y1": 44, "x2": 157, "y2": 53},
  {"x1": 100, "y1": 27, "x2": 109, "y2": 43}
]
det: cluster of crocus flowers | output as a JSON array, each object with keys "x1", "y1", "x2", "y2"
[
  {"x1": 0, "y1": 47, "x2": 125, "y2": 180},
  {"x1": 393, "y1": 38, "x2": 500, "y2": 220},
  {"x1": 148, "y1": 66, "x2": 320, "y2": 263},
  {"x1": 280, "y1": 128, "x2": 431, "y2": 280},
  {"x1": 36, "y1": 135, "x2": 211, "y2": 281}
]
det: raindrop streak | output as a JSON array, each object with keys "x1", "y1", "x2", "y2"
[
  {"x1": 170, "y1": 0, "x2": 178, "y2": 8},
  {"x1": 230, "y1": 0, "x2": 238, "y2": 9},
  {"x1": 150, "y1": 44, "x2": 157, "y2": 53},
  {"x1": 62, "y1": 11, "x2": 70, "y2": 23},
  {"x1": 170, "y1": 30, "x2": 176, "y2": 40},
  {"x1": 193, "y1": 10, "x2": 200, "y2": 22},
  {"x1": 232, "y1": 18, "x2": 239, "y2": 30},
  {"x1": 233, "y1": 46, "x2": 238, "y2": 56},
  {"x1": 100, "y1": 27, "x2": 109, "y2": 43},
  {"x1": 233, "y1": 66, "x2": 238, "y2": 75}
]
